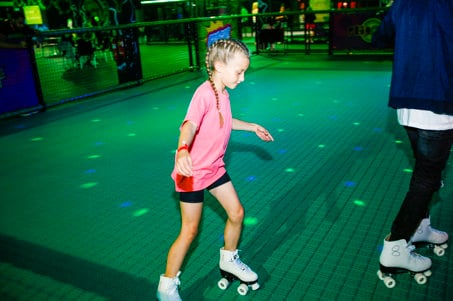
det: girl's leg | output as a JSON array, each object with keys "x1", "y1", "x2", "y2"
[
  {"x1": 210, "y1": 182, "x2": 259, "y2": 285},
  {"x1": 164, "y1": 202, "x2": 203, "y2": 277},
  {"x1": 209, "y1": 181, "x2": 244, "y2": 250}
]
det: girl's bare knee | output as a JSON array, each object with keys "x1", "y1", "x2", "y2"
[
  {"x1": 180, "y1": 224, "x2": 199, "y2": 242},
  {"x1": 228, "y1": 206, "x2": 244, "y2": 224}
]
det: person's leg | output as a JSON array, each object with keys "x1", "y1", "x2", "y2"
[
  {"x1": 210, "y1": 181, "x2": 258, "y2": 284},
  {"x1": 379, "y1": 128, "x2": 452, "y2": 277},
  {"x1": 390, "y1": 128, "x2": 453, "y2": 241},
  {"x1": 157, "y1": 201, "x2": 203, "y2": 301},
  {"x1": 209, "y1": 181, "x2": 244, "y2": 250},
  {"x1": 165, "y1": 201, "x2": 204, "y2": 277}
]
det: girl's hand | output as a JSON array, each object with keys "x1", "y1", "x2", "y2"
[
  {"x1": 175, "y1": 150, "x2": 193, "y2": 177},
  {"x1": 255, "y1": 125, "x2": 274, "y2": 142}
]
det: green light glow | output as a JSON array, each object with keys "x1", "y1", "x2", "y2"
[
  {"x1": 285, "y1": 168, "x2": 295, "y2": 173},
  {"x1": 403, "y1": 168, "x2": 413, "y2": 173},
  {"x1": 353, "y1": 122, "x2": 360, "y2": 126},
  {"x1": 395, "y1": 140, "x2": 403, "y2": 144},
  {"x1": 244, "y1": 216, "x2": 258, "y2": 226},
  {"x1": 80, "y1": 182, "x2": 98, "y2": 189},
  {"x1": 133, "y1": 208, "x2": 149, "y2": 217},
  {"x1": 278, "y1": 129, "x2": 285, "y2": 132},
  {"x1": 354, "y1": 200, "x2": 366, "y2": 207},
  {"x1": 87, "y1": 155, "x2": 101, "y2": 159},
  {"x1": 298, "y1": 113, "x2": 304, "y2": 117},
  {"x1": 30, "y1": 137, "x2": 43, "y2": 141},
  {"x1": 91, "y1": 119, "x2": 101, "y2": 122},
  {"x1": 128, "y1": 133, "x2": 136, "y2": 137},
  {"x1": 272, "y1": 97, "x2": 278, "y2": 101},
  {"x1": 318, "y1": 144, "x2": 325, "y2": 148}
]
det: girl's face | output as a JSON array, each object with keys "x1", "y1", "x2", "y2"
[{"x1": 215, "y1": 53, "x2": 250, "y2": 91}]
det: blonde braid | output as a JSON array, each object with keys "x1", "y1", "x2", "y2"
[{"x1": 205, "y1": 39, "x2": 250, "y2": 127}]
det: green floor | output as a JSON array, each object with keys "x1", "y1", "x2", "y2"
[{"x1": 0, "y1": 53, "x2": 452, "y2": 301}]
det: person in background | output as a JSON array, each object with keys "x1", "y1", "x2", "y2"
[
  {"x1": 76, "y1": 32, "x2": 96, "y2": 68},
  {"x1": 304, "y1": 6, "x2": 315, "y2": 43},
  {"x1": 373, "y1": 0, "x2": 452, "y2": 286},
  {"x1": 156, "y1": 38, "x2": 274, "y2": 300}
]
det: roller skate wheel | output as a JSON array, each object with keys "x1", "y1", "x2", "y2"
[
  {"x1": 377, "y1": 270, "x2": 385, "y2": 280},
  {"x1": 414, "y1": 273, "x2": 427, "y2": 285},
  {"x1": 250, "y1": 282, "x2": 260, "y2": 291},
  {"x1": 377, "y1": 270, "x2": 395, "y2": 288},
  {"x1": 423, "y1": 270, "x2": 432, "y2": 277},
  {"x1": 440, "y1": 243, "x2": 448, "y2": 249},
  {"x1": 218, "y1": 278, "x2": 229, "y2": 290},
  {"x1": 434, "y1": 245, "x2": 445, "y2": 256},
  {"x1": 237, "y1": 283, "x2": 249, "y2": 296},
  {"x1": 383, "y1": 276, "x2": 396, "y2": 288}
]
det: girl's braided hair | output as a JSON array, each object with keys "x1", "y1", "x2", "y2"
[{"x1": 205, "y1": 39, "x2": 250, "y2": 127}]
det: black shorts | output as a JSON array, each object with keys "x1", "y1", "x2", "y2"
[{"x1": 179, "y1": 172, "x2": 231, "y2": 203}]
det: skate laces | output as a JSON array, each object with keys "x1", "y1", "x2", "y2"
[
  {"x1": 406, "y1": 244, "x2": 427, "y2": 260},
  {"x1": 407, "y1": 244, "x2": 416, "y2": 253},
  {"x1": 173, "y1": 277, "x2": 181, "y2": 286},
  {"x1": 232, "y1": 250, "x2": 252, "y2": 271},
  {"x1": 173, "y1": 271, "x2": 181, "y2": 287},
  {"x1": 430, "y1": 227, "x2": 446, "y2": 236}
]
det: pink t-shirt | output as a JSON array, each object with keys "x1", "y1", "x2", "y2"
[{"x1": 171, "y1": 81, "x2": 233, "y2": 192}]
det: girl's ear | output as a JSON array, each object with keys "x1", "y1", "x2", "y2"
[{"x1": 213, "y1": 61, "x2": 224, "y2": 73}]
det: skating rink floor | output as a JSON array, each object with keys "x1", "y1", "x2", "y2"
[{"x1": 1, "y1": 53, "x2": 452, "y2": 301}]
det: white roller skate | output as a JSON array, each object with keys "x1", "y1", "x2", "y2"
[
  {"x1": 377, "y1": 236, "x2": 432, "y2": 288},
  {"x1": 411, "y1": 217, "x2": 448, "y2": 256},
  {"x1": 218, "y1": 248, "x2": 260, "y2": 296},
  {"x1": 156, "y1": 271, "x2": 182, "y2": 301}
]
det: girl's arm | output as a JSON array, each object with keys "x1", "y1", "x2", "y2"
[
  {"x1": 175, "y1": 120, "x2": 197, "y2": 177},
  {"x1": 232, "y1": 118, "x2": 274, "y2": 142}
]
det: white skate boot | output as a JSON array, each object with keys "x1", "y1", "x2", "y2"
[
  {"x1": 218, "y1": 248, "x2": 259, "y2": 295},
  {"x1": 411, "y1": 217, "x2": 448, "y2": 256},
  {"x1": 377, "y1": 236, "x2": 432, "y2": 288},
  {"x1": 156, "y1": 272, "x2": 182, "y2": 301}
]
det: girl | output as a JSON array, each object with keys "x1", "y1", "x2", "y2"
[{"x1": 157, "y1": 38, "x2": 274, "y2": 300}]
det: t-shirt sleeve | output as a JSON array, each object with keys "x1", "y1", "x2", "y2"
[{"x1": 182, "y1": 85, "x2": 212, "y2": 129}]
